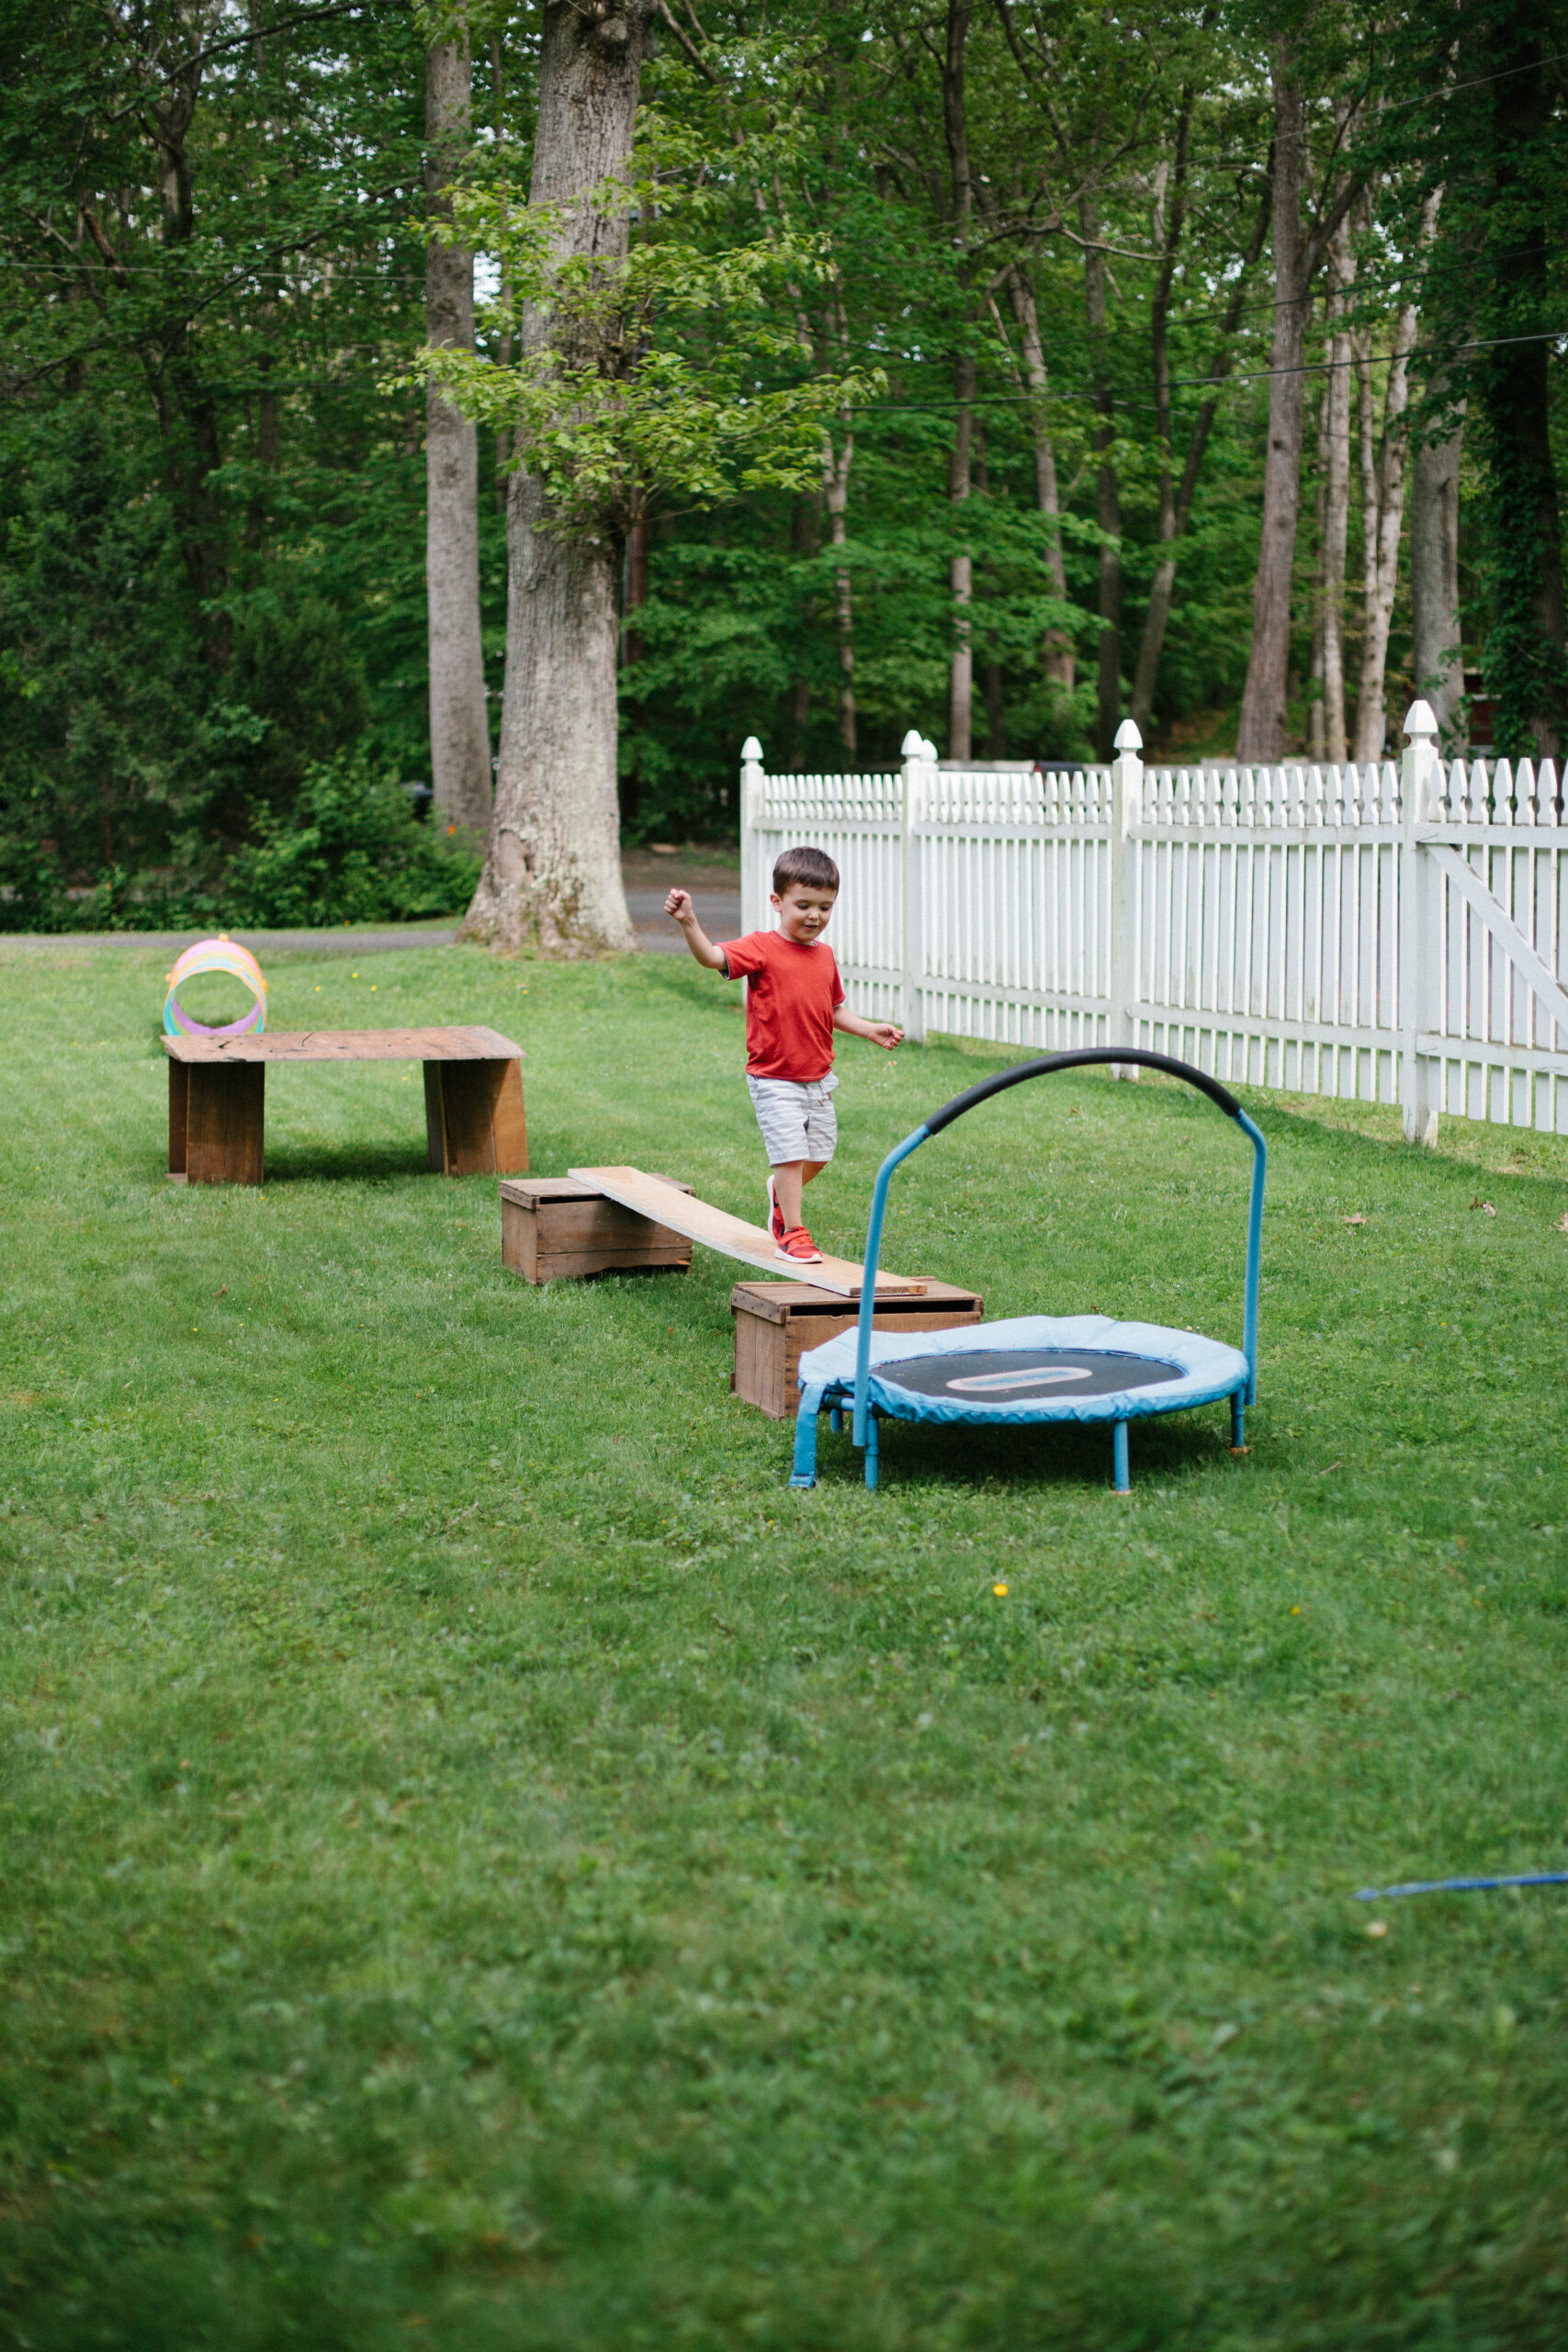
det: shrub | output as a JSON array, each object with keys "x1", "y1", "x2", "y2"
[
  {"x1": 0, "y1": 750, "x2": 482, "y2": 933},
  {"x1": 216, "y1": 751, "x2": 481, "y2": 927}
]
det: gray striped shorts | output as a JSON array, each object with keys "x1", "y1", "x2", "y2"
[{"x1": 746, "y1": 1073, "x2": 839, "y2": 1165}]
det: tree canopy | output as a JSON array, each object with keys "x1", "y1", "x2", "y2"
[{"x1": 3, "y1": 0, "x2": 1567, "y2": 919}]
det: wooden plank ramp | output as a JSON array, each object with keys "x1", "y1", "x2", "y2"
[{"x1": 568, "y1": 1166, "x2": 925, "y2": 1298}]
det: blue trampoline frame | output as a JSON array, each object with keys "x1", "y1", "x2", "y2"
[{"x1": 788, "y1": 1047, "x2": 1267, "y2": 1492}]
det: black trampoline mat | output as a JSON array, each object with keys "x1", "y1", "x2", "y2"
[{"x1": 874, "y1": 1347, "x2": 1185, "y2": 1403}]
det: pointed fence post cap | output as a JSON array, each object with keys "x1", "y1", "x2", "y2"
[
  {"x1": 900, "y1": 729, "x2": 925, "y2": 758},
  {"x1": 921, "y1": 738, "x2": 939, "y2": 763},
  {"x1": 1113, "y1": 718, "x2": 1143, "y2": 752},
  {"x1": 741, "y1": 736, "x2": 763, "y2": 763},
  {"x1": 1403, "y1": 701, "x2": 1438, "y2": 741}
]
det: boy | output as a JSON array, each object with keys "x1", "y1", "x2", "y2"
[{"x1": 665, "y1": 846, "x2": 903, "y2": 1264}]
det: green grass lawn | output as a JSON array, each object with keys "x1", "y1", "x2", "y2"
[{"x1": 4, "y1": 934, "x2": 1568, "y2": 2351}]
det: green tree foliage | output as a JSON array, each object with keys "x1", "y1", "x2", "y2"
[
  {"x1": 420, "y1": 115, "x2": 884, "y2": 529},
  {"x1": 2, "y1": 0, "x2": 1567, "y2": 902},
  {"x1": 1390, "y1": 0, "x2": 1568, "y2": 759},
  {"x1": 0, "y1": 0, "x2": 460, "y2": 919}
]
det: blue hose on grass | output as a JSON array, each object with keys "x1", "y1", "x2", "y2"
[{"x1": 1355, "y1": 1871, "x2": 1568, "y2": 1901}]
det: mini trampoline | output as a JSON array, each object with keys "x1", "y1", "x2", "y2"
[{"x1": 787, "y1": 1047, "x2": 1266, "y2": 1493}]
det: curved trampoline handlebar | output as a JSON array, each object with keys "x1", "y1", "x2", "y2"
[
  {"x1": 924, "y1": 1046, "x2": 1242, "y2": 1135},
  {"x1": 850, "y1": 1048, "x2": 1267, "y2": 1447}
]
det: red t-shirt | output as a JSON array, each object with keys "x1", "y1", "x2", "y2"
[{"x1": 719, "y1": 931, "x2": 845, "y2": 1080}]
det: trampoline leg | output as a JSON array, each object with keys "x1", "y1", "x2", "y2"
[
  {"x1": 789, "y1": 1385, "x2": 826, "y2": 1488},
  {"x1": 1111, "y1": 1420, "x2": 1130, "y2": 1494},
  {"x1": 863, "y1": 1411, "x2": 880, "y2": 1491},
  {"x1": 1230, "y1": 1395, "x2": 1247, "y2": 1454},
  {"x1": 829, "y1": 1404, "x2": 843, "y2": 1434}
]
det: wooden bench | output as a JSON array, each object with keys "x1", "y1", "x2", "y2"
[{"x1": 164, "y1": 1025, "x2": 526, "y2": 1185}]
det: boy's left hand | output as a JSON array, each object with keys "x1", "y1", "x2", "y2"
[{"x1": 868, "y1": 1023, "x2": 904, "y2": 1049}]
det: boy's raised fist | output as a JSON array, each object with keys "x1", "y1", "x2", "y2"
[{"x1": 664, "y1": 887, "x2": 694, "y2": 922}]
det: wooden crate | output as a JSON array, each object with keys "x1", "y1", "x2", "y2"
[
  {"x1": 730, "y1": 1278, "x2": 984, "y2": 1419},
  {"x1": 500, "y1": 1175, "x2": 694, "y2": 1283}
]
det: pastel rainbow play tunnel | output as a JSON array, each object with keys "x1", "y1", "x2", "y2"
[{"x1": 163, "y1": 937, "x2": 267, "y2": 1040}]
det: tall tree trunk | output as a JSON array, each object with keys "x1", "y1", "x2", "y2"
[
  {"x1": 1007, "y1": 265, "x2": 1074, "y2": 690},
  {"x1": 244, "y1": 345, "x2": 280, "y2": 554},
  {"x1": 823, "y1": 412, "x2": 857, "y2": 753},
  {"x1": 1127, "y1": 112, "x2": 1190, "y2": 739},
  {"x1": 942, "y1": 0, "x2": 975, "y2": 763},
  {"x1": 1082, "y1": 195, "x2": 1121, "y2": 762},
  {"x1": 425, "y1": 29, "x2": 492, "y2": 838},
  {"x1": 1308, "y1": 371, "x2": 1329, "y2": 760},
  {"x1": 790, "y1": 681, "x2": 811, "y2": 766},
  {"x1": 789, "y1": 490, "x2": 818, "y2": 767},
  {"x1": 1351, "y1": 285, "x2": 1417, "y2": 762},
  {"x1": 1319, "y1": 220, "x2": 1355, "y2": 763},
  {"x1": 490, "y1": 33, "x2": 513, "y2": 513},
  {"x1": 976, "y1": 424, "x2": 1006, "y2": 752},
  {"x1": 948, "y1": 357, "x2": 974, "y2": 761},
  {"x1": 1235, "y1": 40, "x2": 1307, "y2": 761},
  {"x1": 1411, "y1": 390, "x2": 1466, "y2": 747},
  {"x1": 151, "y1": 70, "x2": 229, "y2": 671},
  {"x1": 462, "y1": 0, "x2": 645, "y2": 956}
]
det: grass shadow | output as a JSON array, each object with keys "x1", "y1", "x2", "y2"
[
  {"x1": 253, "y1": 1144, "x2": 436, "y2": 1184},
  {"x1": 805, "y1": 1399, "x2": 1242, "y2": 1498}
]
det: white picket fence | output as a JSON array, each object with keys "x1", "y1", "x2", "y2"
[{"x1": 739, "y1": 707, "x2": 1568, "y2": 1140}]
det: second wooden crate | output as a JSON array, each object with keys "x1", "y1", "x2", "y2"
[
  {"x1": 730, "y1": 1278, "x2": 984, "y2": 1419},
  {"x1": 501, "y1": 1176, "x2": 694, "y2": 1283}
]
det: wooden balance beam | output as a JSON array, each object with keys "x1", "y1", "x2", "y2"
[
  {"x1": 164, "y1": 1025, "x2": 526, "y2": 1184},
  {"x1": 566, "y1": 1165, "x2": 924, "y2": 1298}
]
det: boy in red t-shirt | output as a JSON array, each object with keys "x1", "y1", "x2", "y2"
[{"x1": 665, "y1": 844, "x2": 903, "y2": 1263}]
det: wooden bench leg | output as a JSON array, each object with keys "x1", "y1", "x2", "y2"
[
  {"x1": 424, "y1": 1057, "x2": 528, "y2": 1177},
  {"x1": 168, "y1": 1060, "x2": 189, "y2": 1181},
  {"x1": 185, "y1": 1062, "x2": 265, "y2": 1184}
]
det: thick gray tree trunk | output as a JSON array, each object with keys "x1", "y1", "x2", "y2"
[
  {"x1": 1411, "y1": 396, "x2": 1466, "y2": 748},
  {"x1": 1235, "y1": 44, "x2": 1307, "y2": 762},
  {"x1": 425, "y1": 31, "x2": 492, "y2": 839},
  {"x1": 462, "y1": 0, "x2": 644, "y2": 956}
]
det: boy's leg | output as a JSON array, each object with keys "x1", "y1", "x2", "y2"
[
  {"x1": 774, "y1": 1159, "x2": 828, "y2": 1227},
  {"x1": 772, "y1": 1159, "x2": 808, "y2": 1230},
  {"x1": 750, "y1": 1080, "x2": 832, "y2": 1237}
]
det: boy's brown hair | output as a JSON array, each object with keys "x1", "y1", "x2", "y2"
[{"x1": 773, "y1": 844, "x2": 840, "y2": 895}]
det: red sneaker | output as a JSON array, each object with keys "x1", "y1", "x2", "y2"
[
  {"x1": 776, "y1": 1225, "x2": 824, "y2": 1266},
  {"x1": 765, "y1": 1173, "x2": 787, "y2": 1245}
]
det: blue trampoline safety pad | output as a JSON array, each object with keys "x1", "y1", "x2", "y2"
[{"x1": 797, "y1": 1314, "x2": 1249, "y2": 1427}]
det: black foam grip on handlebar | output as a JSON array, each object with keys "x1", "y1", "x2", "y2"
[{"x1": 922, "y1": 1047, "x2": 1243, "y2": 1136}]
